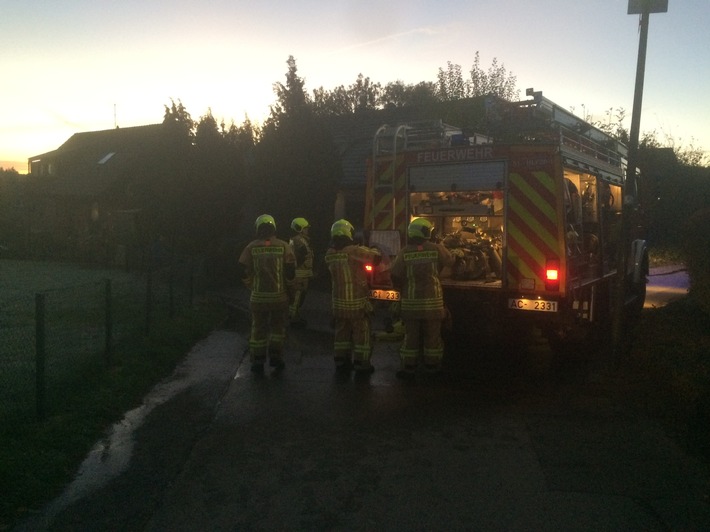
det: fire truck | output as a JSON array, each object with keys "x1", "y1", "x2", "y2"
[{"x1": 364, "y1": 91, "x2": 648, "y2": 350}]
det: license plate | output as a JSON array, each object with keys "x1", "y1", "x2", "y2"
[
  {"x1": 508, "y1": 298, "x2": 558, "y2": 312},
  {"x1": 370, "y1": 289, "x2": 400, "y2": 301}
]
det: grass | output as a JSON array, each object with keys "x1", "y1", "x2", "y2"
[
  {"x1": 648, "y1": 244, "x2": 685, "y2": 269},
  {"x1": 625, "y1": 298, "x2": 710, "y2": 460},
  {"x1": 0, "y1": 304, "x2": 225, "y2": 529},
  {"x1": 0, "y1": 261, "x2": 226, "y2": 530},
  {"x1": 619, "y1": 245, "x2": 710, "y2": 460}
]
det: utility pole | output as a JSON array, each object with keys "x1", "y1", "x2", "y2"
[{"x1": 612, "y1": 0, "x2": 668, "y2": 364}]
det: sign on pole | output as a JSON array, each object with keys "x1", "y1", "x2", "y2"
[{"x1": 628, "y1": 0, "x2": 668, "y2": 14}]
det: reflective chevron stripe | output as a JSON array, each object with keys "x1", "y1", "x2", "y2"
[
  {"x1": 507, "y1": 169, "x2": 561, "y2": 291},
  {"x1": 371, "y1": 155, "x2": 407, "y2": 233}
]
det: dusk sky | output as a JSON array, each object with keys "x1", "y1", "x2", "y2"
[{"x1": 2, "y1": 0, "x2": 708, "y2": 172}]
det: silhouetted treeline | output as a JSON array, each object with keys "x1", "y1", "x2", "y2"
[{"x1": 2, "y1": 55, "x2": 708, "y2": 294}]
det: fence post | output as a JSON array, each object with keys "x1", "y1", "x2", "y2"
[
  {"x1": 189, "y1": 263, "x2": 195, "y2": 308},
  {"x1": 104, "y1": 279, "x2": 113, "y2": 366},
  {"x1": 146, "y1": 269, "x2": 152, "y2": 336},
  {"x1": 35, "y1": 293, "x2": 46, "y2": 421},
  {"x1": 169, "y1": 265, "x2": 175, "y2": 318}
]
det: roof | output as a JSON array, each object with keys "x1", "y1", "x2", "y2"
[{"x1": 27, "y1": 124, "x2": 164, "y2": 197}]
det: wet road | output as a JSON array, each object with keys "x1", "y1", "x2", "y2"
[
  {"x1": 645, "y1": 265, "x2": 689, "y2": 309},
  {"x1": 18, "y1": 269, "x2": 710, "y2": 531}
]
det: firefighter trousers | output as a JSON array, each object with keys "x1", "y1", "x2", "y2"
[
  {"x1": 333, "y1": 315, "x2": 372, "y2": 368},
  {"x1": 249, "y1": 306, "x2": 287, "y2": 364},
  {"x1": 399, "y1": 318, "x2": 444, "y2": 371},
  {"x1": 289, "y1": 279, "x2": 309, "y2": 321}
]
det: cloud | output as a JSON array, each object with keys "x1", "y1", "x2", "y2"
[{"x1": 326, "y1": 26, "x2": 442, "y2": 55}]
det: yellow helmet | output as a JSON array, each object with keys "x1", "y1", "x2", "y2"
[
  {"x1": 330, "y1": 219, "x2": 354, "y2": 240},
  {"x1": 255, "y1": 214, "x2": 276, "y2": 231},
  {"x1": 291, "y1": 217, "x2": 310, "y2": 233},
  {"x1": 408, "y1": 217, "x2": 434, "y2": 239}
]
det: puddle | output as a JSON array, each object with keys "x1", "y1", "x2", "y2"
[
  {"x1": 34, "y1": 376, "x2": 193, "y2": 523},
  {"x1": 645, "y1": 268, "x2": 689, "y2": 309},
  {"x1": 21, "y1": 329, "x2": 244, "y2": 528}
]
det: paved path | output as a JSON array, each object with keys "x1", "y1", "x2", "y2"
[{"x1": 20, "y1": 270, "x2": 710, "y2": 531}]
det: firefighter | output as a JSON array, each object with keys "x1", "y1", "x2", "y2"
[
  {"x1": 238, "y1": 214, "x2": 296, "y2": 374},
  {"x1": 324, "y1": 219, "x2": 381, "y2": 373},
  {"x1": 288, "y1": 217, "x2": 314, "y2": 328},
  {"x1": 390, "y1": 217, "x2": 454, "y2": 379}
]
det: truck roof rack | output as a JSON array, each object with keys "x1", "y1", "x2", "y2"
[
  {"x1": 510, "y1": 91, "x2": 627, "y2": 173},
  {"x1": 371, "y1": 92, "x2": 628, "y2": 184},
  {"x1": 373, "y1": 120, "x2": 463, "y2": 160}
]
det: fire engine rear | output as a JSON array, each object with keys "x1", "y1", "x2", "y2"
[{"x1": 364, "y1": 92, "x2": 648, "y2": 351}]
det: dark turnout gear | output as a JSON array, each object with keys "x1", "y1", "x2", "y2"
[
  {"x1": 325, "y1": 219, "x2": 381, "y2": 372},
  {"x1": 288, "y1": 217, "x2": 314, "y2": 326},
  {"x1": 238, "y1": 215, "x2": 296, "y2": 370},
  {"x1": 391, "y1": 218, "x2": 453, "y2": 375}
]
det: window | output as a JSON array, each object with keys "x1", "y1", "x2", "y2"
[{"x1": 97, "y1": 152, "x2": 115, "y2": 165}]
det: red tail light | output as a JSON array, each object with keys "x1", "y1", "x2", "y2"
[
  {"x1": 364, "y1": 264, "x2": 374, "y2": 273},
  {"x1": 545, "y1": 258, "x2": 560, "y2": 291}
]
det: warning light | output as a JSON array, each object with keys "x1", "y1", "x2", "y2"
[
  {"x1": 364, "y1": 263, "x2": 375, "y2": 287},
  {"x1": 545, "y1": 258, "x2": 560, "y2": 291}
]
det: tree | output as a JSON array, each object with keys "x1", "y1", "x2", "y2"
[
  {"x1": 641, "y1": 130, "x2": 708, "y2": 168},
  {"x1": 255, "y1": 56, "x2": 341, "y2": 253},
  {"x1": 194, "y1": 109, "x2": 222, "y2": 152},
  {"x1": 591, "y1": 107, "x2": 629, "y2": 145},
  {"x1": 224, "y1": 117, "x2": 259, "y2": 153},
  {"x1": 312, "y1": 84, "x2": 353, "y2": 117},
  {"x1": 312, "y1": 74, "x2": 382, "y2": 116},
  {"x1": 268, "y1": 55, "x2": 310, "y2": 128},
  {"x1": 0, "y1": 167, "x2": 24, "y2": 256},
  {"x1": 437, "y1": 61, "x2": 467, "y2": 101},
  {"x1": 481, "y1": 55, "x2": 518, "y2": 100},
  {"x1": 350, "y1": 74, "x2": 380, "y2": 112},
  {"x1": 163, "y1": 98, "x2": 195, "y2": 146},
  {"x1": 585, "y1": 106, "x2": 708, "y2": 167},
  {"x1": 436, "y1": 53, "x2": 519, "y2": 102}
]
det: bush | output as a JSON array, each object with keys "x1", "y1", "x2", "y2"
[{"x1": 682, "y1": 207, "x2": 710, "y2": 316}]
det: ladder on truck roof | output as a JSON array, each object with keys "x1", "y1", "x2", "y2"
[
  {"x1": 513, "y1": 91, "x2": 628, "y2": 185},
  {"x1": 370, "y1": 121, "x2": 462, "y2": 230},
  {"x1": 372, "y1": 120, "x2": 461, "y2": 158}
]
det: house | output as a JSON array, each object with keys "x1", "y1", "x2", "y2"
[
  {"x1": 21, "y1": 96, "x2": 499, "y2": 264},
  {"x1": 26, "y1": 124, "x2": 165, "y2": 264}
]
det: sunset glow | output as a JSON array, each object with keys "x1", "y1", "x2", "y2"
[{"x1": 2, "y1": 0, "x2": 708, "y2": 172}]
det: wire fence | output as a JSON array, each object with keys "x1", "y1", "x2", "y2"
[{"x1": 0, "y1": 256, "x2": 208, "y2": 425}]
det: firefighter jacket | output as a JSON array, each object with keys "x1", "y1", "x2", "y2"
[
  {"x1": 289, "y1": 233, "x2": 314, "y2": 279},
  {"x1": 325, "y1": 243, "x2": 381, "y2": 319},
  {"x1": 391, "y1": 241, "x2": 453, "y2": 320},
  {"x1": 238, "y1": 237, "x2": 296, "y2": 310}
]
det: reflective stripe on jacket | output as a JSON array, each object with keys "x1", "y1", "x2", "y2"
[
  {"x1": 391, "y1": 241, "x2": 453, "y2": 319},
  {"x1": 325, "y1": 244, "x2": 380, "y2": 318},
  {"x1": 290, "y1": 233, "x2": 314, "y2": 279},
  {"x1": 238, "y1": 238, "x2": 295, "y2": 309}
]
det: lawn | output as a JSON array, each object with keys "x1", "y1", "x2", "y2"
[
  {"x1": 0, "y1": 259, "x2": 225, "y2": 529},
  {"x1": 626, "y1": 297, "x2": 710, "y2": 459}
]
